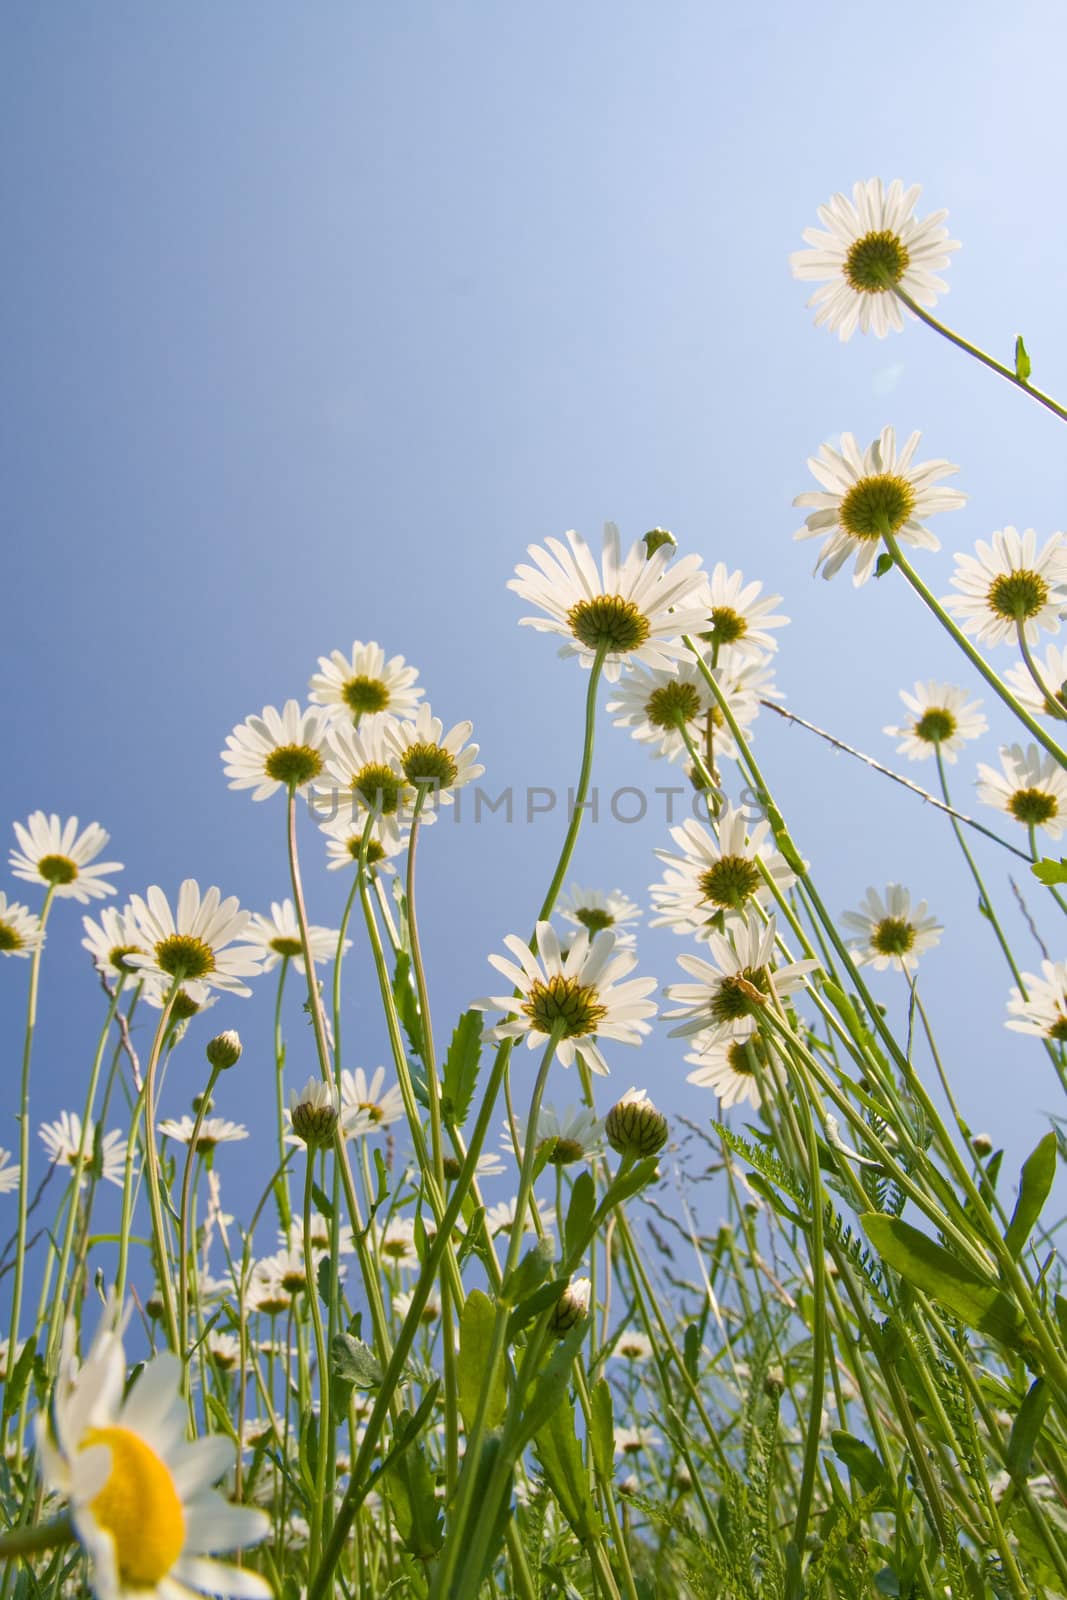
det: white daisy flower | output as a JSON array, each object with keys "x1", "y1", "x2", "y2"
[
  {"x1": 650, "y1": 807, "x2": 797, "y2": 938},
  {"x1": 81, "y1": 905, "x2": 147, "y2": 978},
  {"x1": 612, "y1": 1329, "x2": 654, "y2": 1362},
  {"x1": 36, "y1": 1298, "x2": 270, "y2": 1599},
  {"x1": 246, "y1": 1256, "x2": 293, "y2": 1315},
  {"x1": 339, "y1": 1066, "x2": 405, "y2": 1138},
  {"x1": 379, "y1": 1217, "x2": 420, "y2": 1271},
  {"x1": 258, "y1": 1244, "x2": 320, "y2": 1298},
  {"x1": 476, "y1": 922, "x2": 657, "y2": 1078},
  {"x1": 243, "y1": 898, "x2": 348, "y2": 974},
  {"x1": 320, "y1": 813, "x2": 406, "y2": 873},
  {"x1": 205, "y1": 1333, "x2": 242, "y2": 1371},
  {"x1": 393, "y1": 1287, "x2": 441, "y2": 1324},
  {"x1": 883, "y1": 682, "x2": 988, "y2": 764},
  {"x1": 791, "y1": 178, "x2": 959, "y2": 340},
  {"x1": 943, "y1": 528, "x2": 1067, "y2": 647},
  {"x1": 309, "y1": 640, "x2": 424, "y2": 728},
  {"x1": 614, "y1": 1425, "x2": 661, "y2": 1457},
  {"x1": 664, "y1": 911, "x2": 818, "y2": 1046},
  {"x1": 40, "y1": 1113, "x2": 129, "y2": 1189},
  {"x1": 10, "y1": 813, "x2": 122, "y2": 903},
  {"x1": 503, "y1": 1104, "x2": 603, "y2": 1166},
  {"x1": 288, "y1": 1076, "x2": 340, "y2": 1147},
  {"x1": 0, "y1": 1148, "x2": 20, "y2": 1195},
  {"x1": 556, "y1": 885, "x2": 641, "y2": 947},
  {"x1": 140, "y1": 976, "x2": 218, "y2": 1022},
  {"x1": 276, "y1": 1217, "x2": 356, "y2": 1256},
  {"x1": 157, "y1": 1116, "x2": 249, "y2": 1153},
  {"x1": 794, "y1": 426, "x2": 966, "y2": 585},
  {"x1": 606, "y1": 660, "x2": 723, "y2": 765},
  {"x1": 485, "y1": 1196, "x2": 556, "y2": 1238},
  {"x1": 320, "y1": 717, "x2": 415, "y2": 845},
  {"x1": 125, "y1": 881, "x2": 264, "y2": 997},
  {"x1": 508, "y1": 522, "x2": 709, "y2": 682},
  {"x1": 221, "y1": 699, "x2": 327, "y2": 803},
  {"x1": 841, "y1": 885, "x2": 943, "y2": 973},
  {"x1": 697, "y1": 564, "x2": 789, "y2": 662},
  {"x1": 1005, "y1": 644, "x2": 1067, "y2": 720},
  {"x1": 384, "y1": 703, "x2": 484, "y2": 808},
  {"x1": 976, "y1": 744, "x2": 1067, "y2": 839},
  {"x1": 1006, "y1": 961, "x2": 1067, "y2": 1043},
  {"x1": 685, "y1": 1031, "x2": 776, "y2": 1110},
  {"x1": 0, "y1": 891, "x2": 43, "y2": 958}
]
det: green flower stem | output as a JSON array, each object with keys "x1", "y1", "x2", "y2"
[
  {"x1": 4, "y1": 883, "x2": 55, "y2": 1454},
  {"x1": 141, "y1": 979, "x2": 182, "y2": 1352},
  {"x1": 178, "y1": 1061, "x2": 223, "y2": 1363},
  {"x1": 304, "y1": 1155, "x2": 331, "y2": 1572},
  {"x1": 880, "y1": 534, "x2": 1067, "y2": 769},
  {"x1": 273, "y1": 956, "x2": 293, "y2": 1232},
  {"x1": 116, "y1": 1071, "x2": 151, "y2": 1306},
  {"x1": 0, "y1": 1514, "x2": 74, "y2": 1559},
  {"x1": 892, "y1": 284, "x2": 1067, "y2": 428},
  {"x1": 535, "y1": 642, "x2": 608, "y2": 928},
  {"x1": 1016, "y1": 618, "x2": 1067, "y2": 718},
  {"x1": 309, "y1": 1038, "x2": 516, "y2": 1600},
  {"x1": 231, "y1": 1150, "x2": 298, "y2": 1501},
  {"x1": 42, "y1": 974, "x2": 124, "y2": 1378},
  {"x1": 332, "y1": 857, "x2": 365, "y2": 1073},
  {"x1": 285, "y1": 787, "x2": 336, "y2": 1085}
]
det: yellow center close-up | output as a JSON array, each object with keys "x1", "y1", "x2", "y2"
[{"x1": 82, "y1": 1425, "x2": 185, "y2": 1585}]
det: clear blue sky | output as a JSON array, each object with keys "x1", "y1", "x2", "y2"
[{"x1": 3, "y1": 2, "x2": 1067, "y2": 1247}]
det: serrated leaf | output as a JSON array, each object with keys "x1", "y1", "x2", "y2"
[
  {"x1": 589, "y1": 1377, "x2": 614, "y2": 1480},
  {"x1": 534, "y1": 1400, "x2": 601, "y2": 1541},
  {"x1": 331, "y1": 1332, "x2": 384, "y2": 1388},
  {"x1": 1005, "y1": 1131, "x2": 1057, "y2": 1258},
  {"x1": 1016, "y1": 333, "x2": 1032, "y2": 383},
  {"x1": 442, "y1": 1009, "x2": 482, "y2": 1127},
  {"x1": 564, "y1": 1171, "x2": 596, "y2": 1262},
  {"x1": 384, "y1": 1407, "x2": 444, "y2": 1558},
  {"x1": 1031, "y1": 856, "x2": 1067, "y2": 885},
  {"x1": 457, "y1": 1289, "x2": 506, "y2": 1430},
  {"x1": 830, "y1": 1429, "x2": 887, "y2": 1496},
  {"x1": 513, "y1": 1322, "x2": 586, "y2": 1451}
]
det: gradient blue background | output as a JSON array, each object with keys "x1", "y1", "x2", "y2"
[{"x1": 3, "y1": 2, "x2": 1067, "y2": 1264}]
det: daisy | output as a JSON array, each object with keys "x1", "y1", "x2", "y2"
[
  {"x1": 883, "y1": 682, "x2": 987, "y2": 764},
  {"x1": 614, "y1": 1425, "x2": 661, "y2": 1457},
  {"x1": 221, "y1": 700, "x2": 327, "y2": 802},
  {"x1": 650, "y1": 807, "x2": 796, "y2": 938},
  {"x1": 1005, "y1": 644, "x2": 1067, "y2": 720},
  {"x1": 943, "y1": 528, "x2": 1067, "y2": 647},
  {"x1": 320, "y1": 812, "x2": 406, "y2": 873},
  {"x1": 977, "y1": 744, "x2": 1067, "y2": 839},
  {"x1": 243, "y1": 898, "x2": 348, "y2": 973},
  {"x1": 612, "y1": 1329, "x2": 654, "y2": 1362},
  {"x1": 379, "y1": 1217, "x2": 420, "y2": 1271},
  {"x1": 289, "y1": 1076, "x2": 340, "y2": 1147},
  {"x1": 81, "y1": 905, "x2": 147, "y2": 978},
  {"x1": 40, "y1": 1114, "x2": 129, "y2": 1189},
  {"x1": 124, "y1": 881, "x2": 264, "y2": 997},
  {"x1": 309, "y1": 640, "x2": 424, "y2": 727},
  {"x1": 393, "y1": 1287, "x2": 441, "y2": 1324},
  {"x1": 503, "y1": 1104, "x2": 603, "y2": 1166},
  {"x1": 476, "y1": 921, "x2": 657, "y2": 1077},
  {"x1": 141, "y1": 976, "x2": 217, "y2": 1023},
  {"x1": 664, "y1": 911, "x2": 818, "y2": 1046},
  {"x1": 1006, "y1": 961, "x2": 1067, "y2": 1042},
  {"x1": 157, "y1": 1116, "x2": 249, "y2": 1153},
  {"x1": 383, "y1": 703, "x2": 483, "y2": 808},
  {"x1": 556, "y1": 885, "x2": 641, "y2": 946},
  {"x1": 606, "y1": 660, "x2": 723, "y2": 765},
  {"x1": 321, "y1": 717, "x2": 415, "y2": 842},
  {"x1": 696, "y1": 564, "x2": 789, "y2": 662},
  {"x1": 0, "y1": 891, "x2": 43, "y2": 958},
  {"x1": 246, "y1": 1257, "x2": 293, "y2": 1316},
  {"x1": 36, "y1": 1298, "x2": 270, "y2": 1599},
  {"x1": 509, "y1": 522, "x2": 710, "y2": 682},
  {"x1": 0, "y1": 1148, "x2": 20, "y2": 1195},
  {"x1": 485, "y1": 1196, "x2": 556, "y2": 1238},
  {"x1": 205, "y1": 1333, "x2": 242, "y2": 1371},
  {"x1": 10, "y1": 813, "x2": 122, "y2": 903},
  {"x1": 339, "y1": 1066, "x2": 405, "y2": 1138},
  {"x1": 791, "y1": 178, "x2": 959, "y2": 340},
  {"x1": 841, "y1": 885, "x2": 943, "y2": 974},
  {"x1": 276, "y1": 1217, "x2": 356, "y2": 1256},
  {"x1": 794, "y1": 427, "x2": 966, "y2": 585}
]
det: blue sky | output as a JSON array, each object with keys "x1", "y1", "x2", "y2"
[{"x1": 3, "y1": 2, "x2": 1067, "y2": 1253}]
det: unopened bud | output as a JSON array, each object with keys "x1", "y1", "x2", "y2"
[
  {"x1": 643, "y1": 528, "x2": 676, "y2": 559},
  {"x1": 290, "y1": 1077, "x2": 340, "y2": 1147},
  {"x1": 764, "y1": 1366, "x2": 785, "y2": 1398},
  {"x1": 206, "y1": 1030, "x2": 242, "y2": 1070},
  {"x1": 605, "y1": 1087, "x2": 668, "y2": 1159},
  {"x1": 972, "y1": 1132, "x2": 993, "y2": 1157},
  {"x1": 192, "y1": 1094, "x2": 214, "y2": 1116},
  {"x1": 550, "y1": 1276, "x2": 591, "y2": 1336},
  {"x1": 442, "y1": 1155, "x2": 462, "y2": 1181}
]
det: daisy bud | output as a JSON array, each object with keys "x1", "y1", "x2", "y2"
[
  {"x1": 550, "y1": 1275, "x2": 591, "y2": 1336},
  {"x1": 605, "y1": 1087, "x2": 668, "y2": 1159},
  {"x1": 192, "y1": 1094, "x2": 214, "y2": 1116},
  {"x1": 206, "y1": 1029, "x2": 242, "y2": 1071},
  {"x1": 643, "y1": 527, "x2": 676, "y2": 558},
  {"x1": 764, "y1": 1366, "x2": 785, "y2": 1399},
  {"x1": 290, "y1": 1077, "x2": 340, "y2": 1147},
  {"x1": 972, "y1": 1131, "x2": 993, "y2": 1157}
]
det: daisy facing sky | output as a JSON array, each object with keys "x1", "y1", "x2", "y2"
[
  {"x1": 883, "y1": 682, "x2": 987, "y2": 764},
  {"x1": 0, "y1": 891, "x2": 43, "y2": 958},
  {"x1": 10, "y1": 813, "x2": 122, "y2": 904},
  {"x1": 794, "y1": 426, "x2": 966, "y2": 585},
  {"x1": 976, "y1": 743, "x2": 1067, "y2": 839},
  {"x1": 943, "y1": 527, "x2": 1067, "y2": 647},
  {"x1": 221, "y1": 699, "x2": 327, "y2": 802},
  {"x1": 791, "y1": 178, "x2": 959, "y2": 340},
  {"x1": 243, "y1": 898, "x2": 348, "y2": 973},
  {"x1": 308, "y1": 639, "x2": 423, "y2": 726},
  {"x1": 664, "y1": 911, "x2": 818, "y2": 1046},
  {"x1": 124, "y1": 880, "x2": 265, "y2": 997},
  {"x1": 650, "y1": 807, "x2": 796, "y2": 938},
  {"x1": 841, "y1": 884, "x2": 943, "y2": 974}
]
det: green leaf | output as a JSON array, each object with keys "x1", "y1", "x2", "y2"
[
  {"x1": 683, "y1": 1321, "x2": 701, "y2": 1384},
  {"x1": 1031, "y1": 856, "x2": 1067, "y2": 885},
  {"x1": 513, "y1": 1322, "x2": 586, "y2": 1451},
  {"x1": 564, "y1": 1171, "x2": 596, "y2": 1261},
  {"x1": 534, "y1": 1400, "x2": 601, "y2": 1542},
  {"x1": 392, "y1": 950, "x2": 424, "y2": 1060},
  {"x1": 316, "y1": 1252, "x2": 333, "y2": 1307},
  {"x1": 507, "y1": 1276, "x2": 573, "y2": 1341},
  {"x1": 502, "y1": 1235, "x2": 555, "y2": 1305},
  {"x1": 384, "y1": 1407, "x2": 445, "y2": 1558},
  {"x1": 1005, "y1": 1131, "x2": 1058, "y2": 1258},
  {"x1": 874, "y1": 552, "x2": 894, "y2": 579},
  {"x1": 457, "y1": 1289, "x2": 506, "y2": 1430},
  {"x1": 441, "y1": 1009, "x2": 482, "y2": 1126},
  {"x1": 589, "y1": 1377, "x2": 615, "y2": 1481},
  {"x1": 331, "y1": 1332, "x2": 384, "y2": 1389},
  {"x1": 1, "y1": 1337, "x2": 36, "y2": 1422},
  {"x1": 830, "y1": 1429, "x2": 887, "y2": 1498},
  {"x1": 1015, "y1": 333, "x2": 1032, "y2": 383},
  {"x1": 861, "y1": 1213, "x2": 1035, "y2": 1358},
  {"x1": 593, "y1": 1156, "x2": 660, "y2": 1225},
  {"x1": 311, "y1": 1182, "x2": 334, "y2": 1222},
  {"x1": 1007, "y1": 1377, "x2": 1051, "y2": 1482}
]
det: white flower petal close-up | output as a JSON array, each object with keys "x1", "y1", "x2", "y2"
[
  {"x1": 339, "y1": 1066, "x2": 405, "y2": 1138},
  {"x1": 976, "y1": 744, "x2": 1067, "y2": 840},
  {"x1": 943, "y1": 527, "x2": 1067, "y2": 647},
  {"x1": 10, "y1": 813, "x2": 123, "y2": 903},
  {"x1": 841, "y1": 884, "x2": 943, "y2": 973},
  {"x1": 0, "y1": 1148, "x2": 21, "y2": 1195},
  {"x1": 81, "y1": 905, "x2": 147, "y2": 978},
  {"x1": 1004, "y1": 643, "x2": 1067, "y2": 720},
  {"x1": 685, "y1": 1031, "x2": 777, "y2": 1111},
  {"x1": 791, "y1": 178, "x2": 959, "y2": 340},
  {"x1": 883, "y1": 681, "x2": 987, "y2": 764},
  {"x1": 556, "y1": 884, "x2": 641, "y2": 947}
]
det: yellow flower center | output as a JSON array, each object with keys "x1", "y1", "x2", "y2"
[
  {"x1": 37, "y1": 853, "x2": 79, "y2": 886},
  {"x1": 82, "y1": 1425, "x2": 185, "y2": 1585},
  {"x1": 838, "y1": 473, "x2": 916, "y2": 541},
  {"x1": 843, "y1": 229, "x2": 910, "y2": 293}
]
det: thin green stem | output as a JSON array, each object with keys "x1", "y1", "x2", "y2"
[
  {"x1": 536, "y1": 643, "x2": 607, "y2": 927},
  {"x1": 142, "y1": 981, "x2": 182, "y2": 1353},
  {"x1": 304, "y1": 1154, "x2": 330, "y2": 1571},
  {"x1": 178, "y1": 1062, "x2": 223, "y2": 1362}
]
